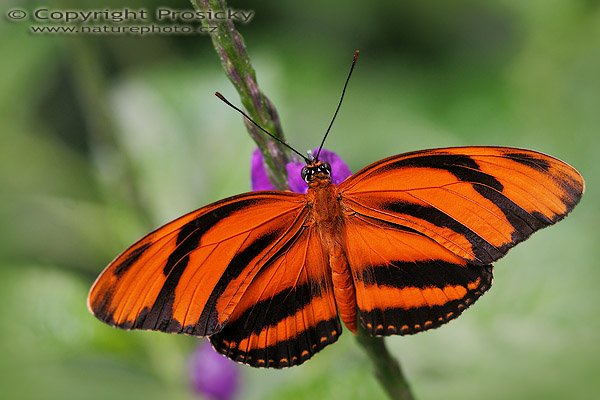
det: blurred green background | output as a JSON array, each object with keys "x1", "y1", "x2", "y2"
[{"x1": 1, "y1": 0, "x2": 598, "y2": 399}]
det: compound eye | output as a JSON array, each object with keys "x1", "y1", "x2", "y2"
[
  {"x1": 322, "y1": 162, "x2": 331, "y2": 174},
  {"x1": 301, "y1": 166, "x2": 310, "y2": 182}
]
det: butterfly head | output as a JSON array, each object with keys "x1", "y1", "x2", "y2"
[{"x1": 301, "y1": 161, "x2": 332, "y2": 185}]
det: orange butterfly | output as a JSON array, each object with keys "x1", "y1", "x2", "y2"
[{"x1": 88, "y1": 52, "x2": 584, "y2": 368}]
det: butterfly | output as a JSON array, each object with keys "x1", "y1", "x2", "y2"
[{"x1": 88, "y1": 51, "x2": 584, "y2": 368}]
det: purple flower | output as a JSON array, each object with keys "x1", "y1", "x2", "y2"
[
  {"x1": 251, "y1": 148, "x2": 352, "y2": 193},
  {"x1": 189, "y1": 341, "x2": 241, "y2": 400},
  {"x1": 250, "y1": 148, "x2": 275, "y2": 191}
]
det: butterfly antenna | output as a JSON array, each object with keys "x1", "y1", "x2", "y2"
[
  {"x1": 215, "y1": 92, "x2": 310, "y2": 163},
  {"x1": 316, "y1": 49, "x2": 359, "y2": 160}
]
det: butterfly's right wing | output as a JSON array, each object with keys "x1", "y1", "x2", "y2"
[
  {"x1": 338, "y1": 146, "x2": 583, "y2": 335},
  {"x1": 343, "y1": 213, "x2": 493, "y2": 336},
  {"x1": 340, "y1": 146, "x2": 584, "y2": 265}
]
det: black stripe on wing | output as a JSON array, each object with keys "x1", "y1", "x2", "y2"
[{"x1": 360, "y1": 265, "x2": 493, "y2": 336}]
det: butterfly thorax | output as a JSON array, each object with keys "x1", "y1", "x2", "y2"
[
  {"x1": 306, "y1": 175, "x2": 341, "y2": 226},
  {"x1": 304, "y1": 160, "x2": 342, "y2": 226},
  {"x1": 307, "y1": 174, "x2": 332, "y2": 189}
]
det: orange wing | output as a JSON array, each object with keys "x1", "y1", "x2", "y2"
[
  {"x1": 345, "y1": 214, "x2": 492, "y2": 335},
  {"x1": 339, "y1": 146, "x2": 583, "y2": 334},
  {"x1": 209, "y1": 225, "x2": 341, "y2": 368},
  {"x1": 340, "y1": 146, "x2": 584, "y2": 266},
  {"x1": 88, "y1": 191, "x2": 310, "y2": 337}
]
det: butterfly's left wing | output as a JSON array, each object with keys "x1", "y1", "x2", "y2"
[
  {"x1": 88, "y1": 192, "x2": 313, "y2": 337},
  {"x1": 209, "y1": 225, "x2": 342, "y2": 368},
  {"x1": 89, "y1": 191, "x2": 341, "y2": 368}
]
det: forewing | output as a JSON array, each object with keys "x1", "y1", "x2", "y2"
[
  {"x1": 209, "y1": 226, "x2": 341, "y2": 368},
  {"x1": 340, "y1": 146, "x2": 584, "y2": 265},
  {"x1": 345, "y1": 214, "x2": 492, "y2": 335},
  {"x1": 88, "y1": 191, "x2": 308, "y2": 337}
]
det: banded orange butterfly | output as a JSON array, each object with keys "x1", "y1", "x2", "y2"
[{"x1": 88, "y1": 51, "x2": 584, "y2": 368}]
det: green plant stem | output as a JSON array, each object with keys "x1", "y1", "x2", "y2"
[
  {"x1": 191, "y1": 0, "x2": 290, "y2": 190},
  {"x1": 357, "y1": 324, "x2": 416, "y2": 399},
  {"x1": 192, "y1": 1, "x2": 416, "y2": 398}
]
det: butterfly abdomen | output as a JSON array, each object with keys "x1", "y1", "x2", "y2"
[
  {"x1": 307, "y1": 180, "x2": 359, "y2": 333},
  {"x1": 330, "y1": 242, "x2": 358, "y2": 333}
]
